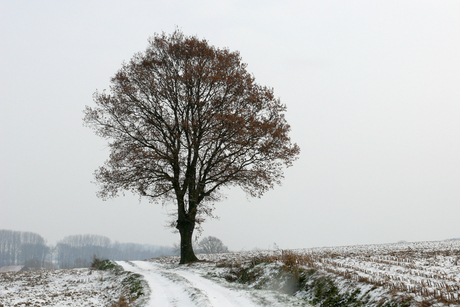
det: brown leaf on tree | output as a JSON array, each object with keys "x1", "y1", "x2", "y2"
[{"x1": 83, "y1": 29, "x2": 300, "y2": 264}]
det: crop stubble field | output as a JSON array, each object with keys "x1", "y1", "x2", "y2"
[
  {"x1": 293, "y1": 241, "x2": 460, "y2": 305},
  {"x1": 308, "y1": 242, "x2": 460, "y2": 300},
  {"x1": 167, "y1": 240, "x2": 460, "y2": 306}
]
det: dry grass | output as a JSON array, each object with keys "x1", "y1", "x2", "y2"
[
  {"x1": 267, "y1": 242, "x2": 460, "y2": 306},
  {"x1": 183, "y1": 240, "x2": 460, "y2": 306},
  {"x1": 110, "y1": 295, "x2": 133, "y2": 307},
  {"x1": 308, "y1": 249, "x2": 460, "y2": 305}
]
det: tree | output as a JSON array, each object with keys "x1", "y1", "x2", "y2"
[
  {"x1": 0, "y1": 229, "x2": 49, "y2": 267},
  {"x1": 197, "y1": 236, "x2": 229, "y2": 254},
  {"x1": 19, "y1": 231, "x2": 49, "y2": 269},
  {"x1": 83, "y1": 30, "x2": 299, "y2": 264},
  {"x1": 56, "y1": 234, "x2": 111, "y2": 268}
]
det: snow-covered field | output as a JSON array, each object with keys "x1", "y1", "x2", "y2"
[
  {"x1": 291, "y1": 240, "x2": 460, "y2": 305},
  {"x1": 1, "y1": 240, "x2": 459, "y2": 306},
  {"x1": 154, "y1": 240, "x2": 460, "y2": 306},
  {"x1": 0, "y1": 267, "x2": 128, "y2": 306}
]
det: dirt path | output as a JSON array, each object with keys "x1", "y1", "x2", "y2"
[{"x1": 117, "y1": 261, "x2": 268, "y2": 307}]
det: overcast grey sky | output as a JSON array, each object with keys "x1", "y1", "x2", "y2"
[{"x1": 1, "y1": 1, "x2": 459, "y2": 251}]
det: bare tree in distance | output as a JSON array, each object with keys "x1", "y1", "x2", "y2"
[
  {"x1": 0, "y1": 229, "x2": 49, "y2": 268},
  {"x1": 83, "y1": 29, "x2": 300, "y2": 264},
  {"x1": 197, "y1": 236, "x2": 229, "y2": 254}
]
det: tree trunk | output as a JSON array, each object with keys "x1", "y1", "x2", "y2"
[{"x1": 177, "y1": 219, "x2": 199, "y2": 264}]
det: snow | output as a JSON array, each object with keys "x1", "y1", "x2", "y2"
[
  {"x1": 0, "y1": 267, "x2": 126, "y2": 306},
  {"x1": 118, "y1": 261, "x2": 192, "y2": 306},
  {"x1": 150, "y1": 240, "x2": 460, "y2": 306},
  {"x1": 117, "y1": 260, "x2": 309, "y2": 306},
  {"x1": 291, "y1": 240, "x2": 460, "y2": 304},
  {"x1": 1, "y1": 240, "x2": 459, "y2": 306},
  {"x1": 0, "y1": 265, "x2": 26, "y2": 273}
]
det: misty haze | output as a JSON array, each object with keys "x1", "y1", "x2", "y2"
[{"x1": 1, "y1": 1, "x2": 459, "y2": 306}]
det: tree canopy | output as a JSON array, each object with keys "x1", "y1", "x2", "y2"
[
  {"x1": 84, "y1": 30, "x2": 299, "y2": 263},
  {"x1": 197, "y1": 236, "x2": 229, "y2": 254}
]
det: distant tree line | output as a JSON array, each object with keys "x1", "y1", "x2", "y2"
[
  {"x1": 0, "y1": 230, "x2": 176, "y2": 269},
  {"x1": 56, "y1": 234, "x2": 176, "y2": 269},
  {"x1": 0, "y1": 230, "x2": 49, "y2": 269},
  {"x1": 56, "y1": 234, "x2": 111, "y2": 269}
]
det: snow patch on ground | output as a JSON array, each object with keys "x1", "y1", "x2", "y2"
[{"x1": 0, "y1": 267, "x2": 125, "y2": 306}]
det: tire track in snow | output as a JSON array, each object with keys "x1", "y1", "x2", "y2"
[
  {"x1": 118, "y1": 261, "x2": 261, "y2": 307},
  {"x1": 117, "y1": 261, "x2": 193, "y2": 306},
  {"x1": 171, "y1": 266, "x2": 260, "y2": 307}
]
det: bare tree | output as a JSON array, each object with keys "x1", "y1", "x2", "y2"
[
  {"x1": 84, "y1": 30, "x2": 299, "y2": 264},
  {"x1": 0, "y1": 229, "x2": 48, "y2": 268},
  {"x1": 197, "y1": 236, "x2": 229, "y2": 254},
  {"x1": 56, "y1": 234, "x2": 111, "y2": 268}
]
